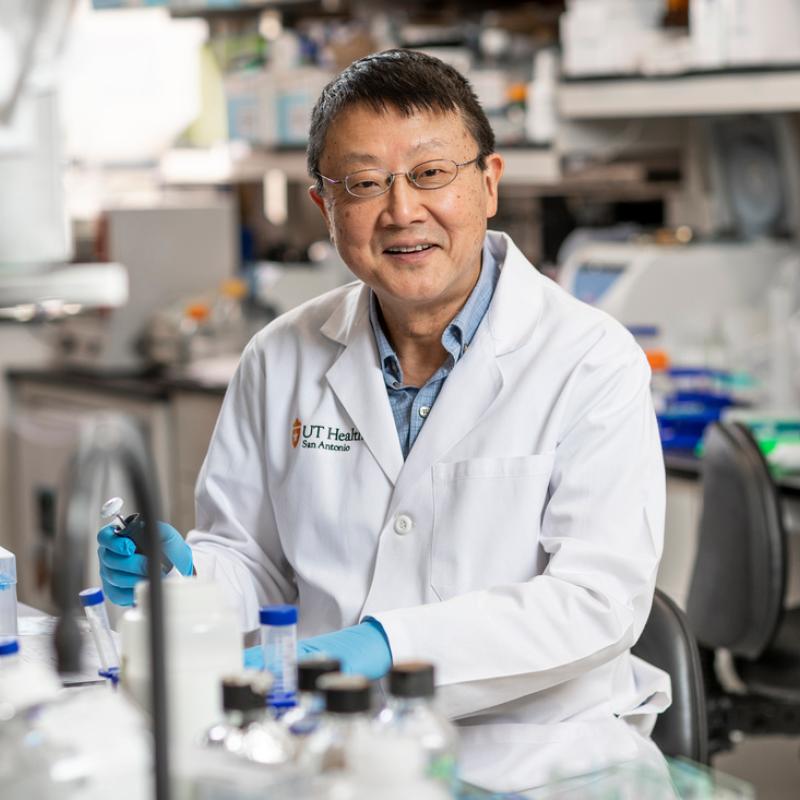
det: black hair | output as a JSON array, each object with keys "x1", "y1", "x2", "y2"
[{"x1": 307, "y1": 49, "x2": 495, "y2": 192}]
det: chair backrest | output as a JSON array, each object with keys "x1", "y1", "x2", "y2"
[
  {"x1": 686, "y1": 422, "x2": 786, "y2": 659},
  {"x1": 633, "y1": 588, "x2": 709, "y2": 764}
]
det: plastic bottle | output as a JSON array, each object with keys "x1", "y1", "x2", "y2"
[
  {"x1": 281, "y1": 656, "x2": 342, "y2": 738},
  {"x1": 260, "y1": 604, "x2": 298, "y2": 712},
  {"x1": 374, "y1": 662, "x2": 458, "y2": 786},
  {"x1": 302, "y1": 673, "x2": 374, "y2": 773},
  {"x1": 119, "y1": 577, "x2": 241, "y2": 753},
  {"x1": 79, "y1": 586, "x2": 120, "y2": 674},
  {"x1": 0, "y1": 546, "x2": 18, "y2": 637},
  {"x1": 204, "y1": 670, "x2": 296, "y2": 766}
]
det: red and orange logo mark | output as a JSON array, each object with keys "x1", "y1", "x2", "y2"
[{"x1": 291, "y1": 418, "x2": 302, "y2": 449}]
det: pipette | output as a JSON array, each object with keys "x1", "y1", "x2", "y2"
[{"x1": 101, "y1": 496, "x2": 174, "y2": 573}]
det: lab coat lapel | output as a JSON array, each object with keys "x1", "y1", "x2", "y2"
[
  {"x1": 389, "y1": 326, "x2": 503, "y2": 518},
  {"x1": 322, "y1": 287, "x2": 403, "y2": 485}
]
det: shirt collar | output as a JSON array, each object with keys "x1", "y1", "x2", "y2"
[{"x1": 368, "y1": 237, "x2": 499, "y2": 388}]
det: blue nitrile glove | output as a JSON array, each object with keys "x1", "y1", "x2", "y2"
[
  {"x1": 297, "y1": 619, "x2": 392, "y2": 680},
  {"x1": 97, "y1": 521, "x2": 193, "y2": 606}
]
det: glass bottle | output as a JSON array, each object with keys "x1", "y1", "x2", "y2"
[
  {"x1": 302, "y1": 673, "x2": 373, "y2": 773},
  {"x1": 281, "y1": 655, "x2": 341, "y2": 738},
  {"x1": 374, "y1": 662, "x2": 458, "y2": 786},
  {"x1": 204, "y1": 670, "x2": 296, "y2": 766}
]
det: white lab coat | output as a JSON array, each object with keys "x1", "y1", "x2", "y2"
[{"x1": 187, "y1": 230, "x2": 671, "y2": 793}]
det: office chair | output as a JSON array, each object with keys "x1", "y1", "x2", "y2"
[
  {"x1": 633, "y1": 588, "x2": 709, "y2": 764},
  {"x1": 686, "y1": 421, "x2": 800, "y2": 755}
]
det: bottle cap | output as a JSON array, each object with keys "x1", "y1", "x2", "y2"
[
  {"x1": 79, "y1": 587, "x2": 105, "y2": 607},
  {"x1": 221, "y1": 671, "x2": 273, "y2": 713},
  {"x1": 389, "y1": 662, "x2": 435, "y2": 698},
  {"x1": 0, "y1": 637, "x2": 20, "y2": 657},
  {"x1": 259, "y1": 605, "x2": 298, "y2": 626},
  {"x1": 318, "y1": 673, "x2": 371, "y2": 714},
  {"x1": 297, "y1": 656, "x2": 342, "y2": 693}
]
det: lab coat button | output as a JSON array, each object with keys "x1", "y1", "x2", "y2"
[
  {"x1": 419, "y1": 405, "x2": 430, "y2": 418},
  {"x1": 394, "y1": 514, "x2": 414, "y2": 535}
]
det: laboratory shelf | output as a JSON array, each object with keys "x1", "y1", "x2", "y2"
[
  {"x1": 558, "y1": 66, "x2": 800, "y2": 119},
  {"x1": 168, "y1": 1, "x2": 332, "y2": 19},
  {"x1": 159, "y1": 144, "x2": 561, "y2": 186}
]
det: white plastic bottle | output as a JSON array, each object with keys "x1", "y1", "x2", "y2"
[
  {"x1": 260, "y1": 604, "x2": 298, "y2": 712},
  {"x1": 374, "y1": 662, "x2": 458, "y2": 786},
  {"x1": 119, "y1": 577, "x2": 241, "y2": 754}
]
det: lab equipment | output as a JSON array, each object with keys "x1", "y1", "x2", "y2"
[
  {"x1": 120, "y1": 577, "x2": 241, "y2": 756},
  {"x1": 51, "y1": 200, "x2": 237, "y2": 370},
  {"x1": 560, "y1": 239, "x2": 798, "y2": 348},
  {"x1": 297, "y1": 619, "x2": 392, "y2": 681},
  {"x1": 260, "y1": 604, "x2": 298, "y2": 711},
  {"x1": 375, "y1": 662, "x2": 458, "y2": 786},
  {"x1": 280, "y1": 656, "x2": 342, "y2": 737},
  {"x1": 303, "y1": 673, "x2": 374, "y2": 773},
  {"x1": 0, "y1": 546, "x2": 18, "y2": 636},
  {"x1": 204, "y1": 671, "x2": 296, "y2": 766},
  {"x1": 101, "y1": 496, "x2": 174, "y2": 573},
  {"x1": 97, "y1": 516, "x2": 194, "y2": 607},
  {"x1": 79, "y1": 586, "x2": 120, "y2": 673}
]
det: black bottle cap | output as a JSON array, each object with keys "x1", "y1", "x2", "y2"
[
  {"x1": 221, "y1": 671, "x2": 271, "y2": 713},
  {"x1": 318, "y1": 673, "x2": 372, "y2": 713},
  {"x1": 389, "y1": 662, "x2": 435, "y2": 698},
  {"x1": 297, "y1": 656, "x2": 342, "y2": 693}
]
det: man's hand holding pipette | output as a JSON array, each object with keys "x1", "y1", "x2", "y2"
[{"x1": 97, "y1": 520, "x2": 193, "y2": 606}]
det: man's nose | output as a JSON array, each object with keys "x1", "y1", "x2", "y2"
[{"x1": 381, "y1": 174, "x2": 428, "y2": 226}]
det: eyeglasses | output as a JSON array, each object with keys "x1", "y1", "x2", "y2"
[{"x1": 316, "y1": 156, "x2": 480, "y2": 198}]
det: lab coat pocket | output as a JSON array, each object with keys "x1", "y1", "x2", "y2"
[{"x1": 431, "y1": 453, "x2": 555, "y2": 600}]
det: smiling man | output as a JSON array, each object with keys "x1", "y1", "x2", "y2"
[{"x1": 97, "y1": 50, "x2": 670, "y2": 794}]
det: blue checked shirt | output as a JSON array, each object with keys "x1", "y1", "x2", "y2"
[{"x1": 368, "y1": 239, "x2": 499, "y2": 459}]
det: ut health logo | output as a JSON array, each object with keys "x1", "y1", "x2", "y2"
[{"x1": 291, "y1": 417, "x2": 363, "y2": 452}]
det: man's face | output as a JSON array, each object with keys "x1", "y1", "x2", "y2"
[{"x1": 309, "y1": 105, "x2": 503, "y2": 318}]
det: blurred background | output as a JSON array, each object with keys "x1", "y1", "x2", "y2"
[{"x1": 2, "y1": 2, "x2": 800, "y2": 795}]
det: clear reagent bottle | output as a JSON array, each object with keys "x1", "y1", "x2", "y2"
[
  {"x1": 375, "y1": 661, "x2": 458, "y2": 785},
  {"x1": 303, "y1": 673, "x2": 374, "y2": 772},
  {"x1": 281, "y1": 655, "x2": 342, "y2": 738},
  {"x1": 204, "y1": 670, "x2": 296, "y2": 766}
]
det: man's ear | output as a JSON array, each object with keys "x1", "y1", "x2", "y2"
[
  {"x1": 309, "y1": 186, "x2": 330, "y2": 222},
  {"x1": 483, "y1": 152, "x2": 504, "y2": 220}
]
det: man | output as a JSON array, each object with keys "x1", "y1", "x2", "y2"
[{"x1": 98, "y1": 49, "x2": 670, "y2": 793}]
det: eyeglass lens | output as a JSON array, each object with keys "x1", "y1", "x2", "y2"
[{"x1": 344, "y1": 159, "x2": 460, "y2": 197}]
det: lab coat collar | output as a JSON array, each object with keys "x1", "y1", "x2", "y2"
[
  {"x1": 319, "y1": 230, "x2": 544, "y2": 354},
  {"x1": 322, "y1": 291, "x2": 404, "y2": 486},
  {"x1": 483, "y1": 230, "x2": 545, "y2": 356}
]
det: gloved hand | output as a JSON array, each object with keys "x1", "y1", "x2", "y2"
[
  {"x1": 97, "y1": 521, "x2": 193, "y2": 606},
  {"x1": 297, "y1": 618, "x2": 392, "y2": 680}
]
